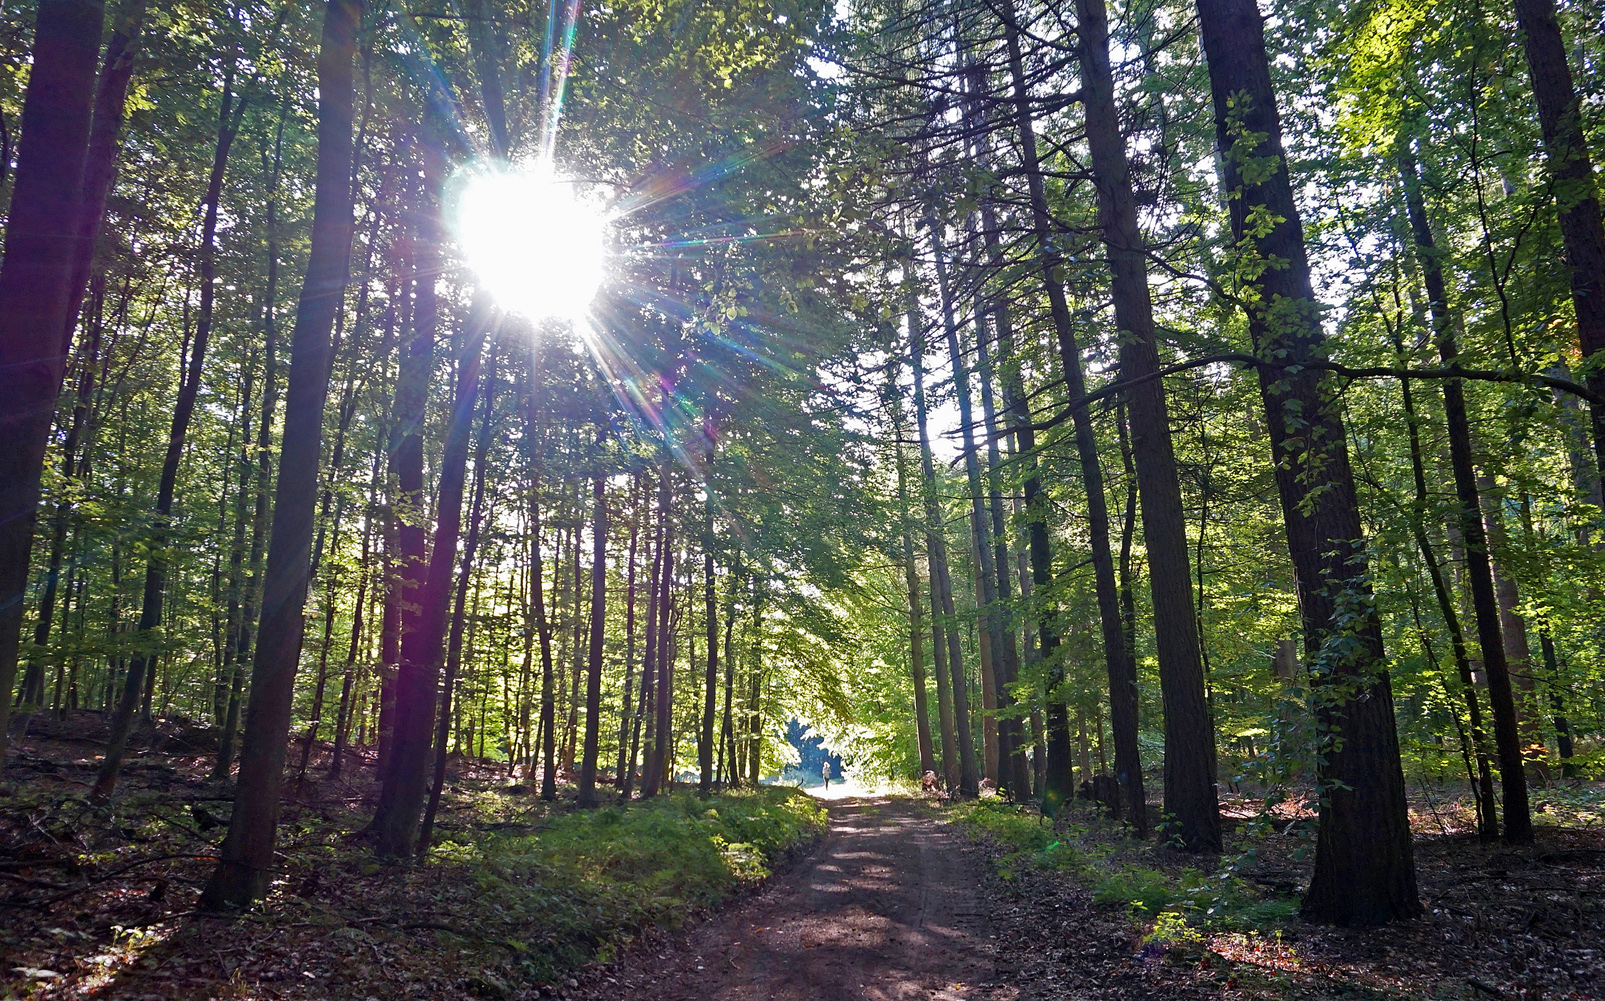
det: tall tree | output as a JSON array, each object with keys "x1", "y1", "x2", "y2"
[
  {"x1": 1193, "y1": 0, "x2": 1419, "y2": 924},
  {"x1": 93, "y1": 60, "x2": 248, "y2": 799},
  {"x1": 201, "y1": 0, "x2": 362, "y2": 910},
  {"x1": 1074, "y1": 0, "x2": 1217, "y2": 847},
  {"x1": 0, "y1": 0, "x2": 106, "y2": 763},
  {"x1": 1509, "y1": 0, "x2": 1605, "y2": 479}
]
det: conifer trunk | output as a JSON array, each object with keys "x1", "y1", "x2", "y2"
[
  {"x1": 1000, "y1": 0, "x2": 1139, "y2": 822},
  {"x1": 1075, "y1": 0, "x2": 1214, "y2": 843},
  {"x1": 910, "y1": 307, "x2": 967, "y2": 795},
  {"x1": 893, "y1": 389, "x2": 937, "y2": 777}
]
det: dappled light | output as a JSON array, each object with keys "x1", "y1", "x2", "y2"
[{"x1": 0, "y1": 0, "x2": 1602, "y2": 997}]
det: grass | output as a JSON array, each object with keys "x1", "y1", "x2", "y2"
[
  {"x1": 945, "y1": 799, "x2": 1300, "y2": 938},
  {"x1": 425, "y1": 786, "x2": 828, "y2": 981},
  {"x1": 0, "y1": 767, "x2": 828, "y2": 998}
]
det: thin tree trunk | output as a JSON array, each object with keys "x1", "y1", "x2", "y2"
[
  {"x1": 201, "y1": 0, "x2": 361, "y2": 910},
  {"x1": 1399, "y1": 143, "x2": 1530, "y2": 842},
  {"x1": 645, "y1": 472, "x2": 676, "y2": 797},
  {"x1": 1394, "y1": 326, "x2": 1499, "y2": 838},
  {"x1": 94, "y1": 66, "x2": 246, "y2": 799},
  {"x1": 578, "y1": 432, "x2": 608, "y2": 807},
  {"x1": 930, "y1": 222, "x2": 1011, "y2": 797},
  {"x1": 1000, "y1": 0, "x2": 1140, "y2": 824},
  {"x1": 421, "y1": 351, "x2": 497, "y2": 844},
  {"x1": 893, "y1": 389, "x2": 937, "y2": 777},
  {"x1": 698, "y1": 447, "x2": 718, "y2": 795},
  {"x1": 626, "y1": 483, "x2": 663, "y2": 800},
  {"x1": 909, "y1": 305, "x2": 962, "y2": 794},
  {"x1": 973, "y1": 307, "x2": 1029, "y2": 798},
  {"x1": 615, "y1": 471, "x2": 642, "y2": 788}
]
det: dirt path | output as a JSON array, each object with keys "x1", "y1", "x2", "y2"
[{"x1": 575, "y1": 796, "x2": 1012, "y2": 1001}]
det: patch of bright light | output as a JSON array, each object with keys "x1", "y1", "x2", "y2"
[{"x1": 453, "y1": 167, "x2": 607, "y2": 322}]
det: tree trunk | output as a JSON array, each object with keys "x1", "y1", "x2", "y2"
[
  {"x1": 1194, "y1": 0, "x2": 1419, "y2": 923},
  {"x1": 626, "y1": 483, "x2": 664, "y2": 800},
  {"x1": 930, "y1": 222, "x2": 1015, "y2": 797},
  {"x1": 615, "y1": 471, "x2": 642, "y2": 788},
  {"x1": 372, "y1": 290, "x2": 489, "y2": 856},
  {"x1": 698, "y1": 449, "x2": 718, "y2": 795},
  {"x1": 421, "y1": 352, "x2": 496, "y2": 844},
  {"x1": 1509, "y1": 0, "x2": 1605, "y2": 479},
  {"x1": 1399, "y1": 143, "x2": 1531, "y2": 842},
  {"x1": 1393, "y1": 326, "x2": 1499, "y2": 838},
  {"x1": 893, "y1": 389, "x2": 937, "y2": 777},
  {"x1": 909, "y1": 306, "x2": 966, "y2": 795},
  {"x1": 200, "y1": 0, "x2": 361, "y2": 910},
  {"x1": 0, "y1": 0, "x2": 106, "y2": 764},
  {"x1": 20, "y1": 2, "x2": 144, "y2": 734},
  {"x1": 1075, "y1": 0, "x2": 1214, "y2": 844},
  {"x1": 577, "y1": 433, "x2": 608, "y2": 807},
  {"x1": 645, "y1": 473, "x2": 676, "y2": 796},
  {"x1": 1000, "y1": 0, "x2": 1141, "y2": 825},
  {"x1": 93, "y1": 66, "x2": 245, "y2": 800}
]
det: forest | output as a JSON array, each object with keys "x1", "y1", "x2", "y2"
[{"x1": 0, "y1": 0, "x2": 1602, "y2": 996}]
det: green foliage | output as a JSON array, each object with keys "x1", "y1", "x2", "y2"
[
  {"x1": 948, "y1": 801, "x2": 1300, "y2": 936},
  {"x1": 429, "y1": 787, "x2": 825, "y2": 981}
]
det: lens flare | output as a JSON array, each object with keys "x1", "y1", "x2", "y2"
[{"x1": 453, "y1": 167, "x2": 606, "y2": 322}]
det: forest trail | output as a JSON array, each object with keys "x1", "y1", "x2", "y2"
[{"x1": 579, "y1": 795, "x2": 1011, "y2": 1001}]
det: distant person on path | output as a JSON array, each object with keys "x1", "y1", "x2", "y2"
[{"x1": 821, "y1": 760, "x2": 830, "y2": 790}]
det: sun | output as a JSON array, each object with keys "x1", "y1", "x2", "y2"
[{"x1": 453, "y1": 166, "x2": 608, "y2": 323}]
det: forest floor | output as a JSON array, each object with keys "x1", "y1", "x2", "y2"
[
  {"x1": 566, "y1": 787, "x2": 1605, "y2": 1001},
  {"x1": 0, "y1": 712, "x2": 826, "y2": 1001},
  {"x1": 3, "y1": 715, "x2": 1602, "y2": 1001}
]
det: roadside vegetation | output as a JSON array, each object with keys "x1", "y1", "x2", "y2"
[{"x1": 0, "y1": 725, "x2": 826, "y2": 1000}]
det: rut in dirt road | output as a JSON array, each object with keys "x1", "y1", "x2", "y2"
[{"x1": 587, "y1": 796, "x2": 1011, "y2": 1001}]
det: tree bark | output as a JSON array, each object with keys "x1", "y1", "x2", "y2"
[
  {"x1": 615, "y1": 471, "x2": 642, "y2": 788},
  {"x1": 698, "y1": 448, "x2": 718, "y2": 795},
  {"x1": 201, "y1": 0, "x2": 361, "y2": 910},
  {"x1": 372, "y1": 290, "x2": 489, "y2": 856},
  {"x1": 421, "y1": 349, "x2": 496, "y2": 844},
  {"x1": 1194, "y1": 0, "x2": 1419, "y2": 923},
  {"x1": 94, "y1": 64, "x2": 246, "y2": 800},
  {"x1": 909, "y1": 305, "x2": 971, "y2": 795},
  {"x1": 577, "y1": 432, "x2": 608, "y2": 807},
  {"x1": 645, "y1": 472, "x2": 675, "y2": 796},
  {"x1": 1509, "y1": 0, "x2": 1605, "y2": 479},
  {"x1": 0, "y1": 0, "x2": 106, "y2": 764},
  {"x1": 1075, "y1": 0, "x2": 1216, "y2": 845},
  {"x1": 1000, "y1": 0, "x2": 1140, "y2": 824},
  {"x1": 893, "y1": 387, "x2": 937, "y2": 777},
  {"x1": 930, "y1": 222, "x2": 1016, "y2": 797},
  {"x1": 1399, "y1": 143, "x2": 1530, "y2": 842}
]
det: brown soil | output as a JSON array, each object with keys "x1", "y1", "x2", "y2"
[{"x1": 570, "y1": 796, "x2": 1014, "y2": 1001}]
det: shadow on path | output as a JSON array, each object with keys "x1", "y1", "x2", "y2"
[{"x1": 577, "y1": 795, "x2": 1010, "y2": 1000}]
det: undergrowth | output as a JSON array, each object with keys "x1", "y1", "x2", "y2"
[
  {"x1": 0, "y1": 766, "x2": 827, "y2": 999},
  {"x1": 946, "y1": 799, "x2": 1299, "y2": 941},
  {"x1": 425, "y1": 787, "x2": 827, "y2": 981}
]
